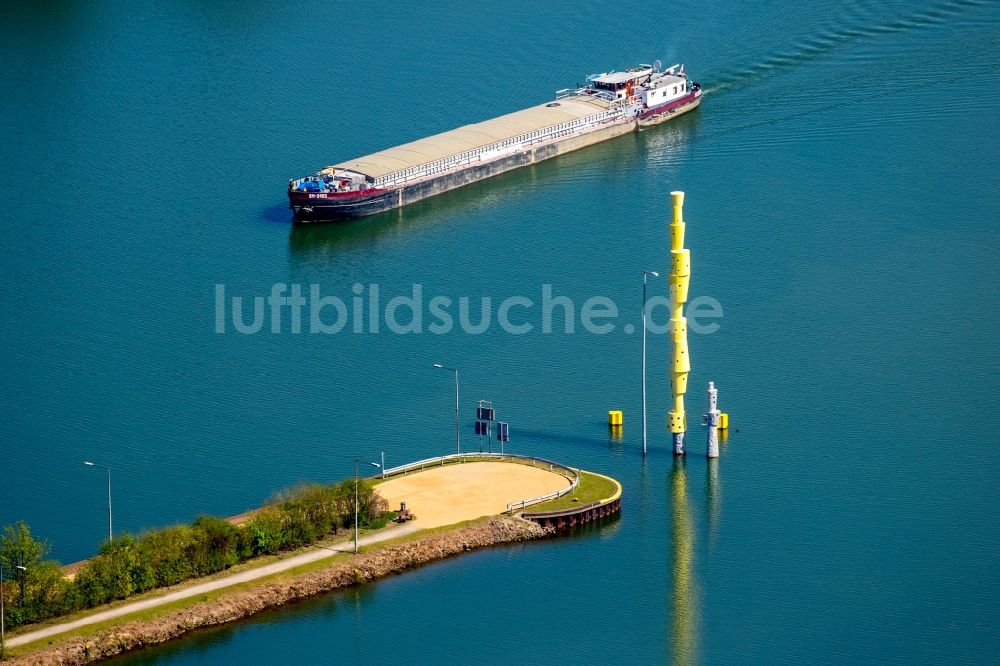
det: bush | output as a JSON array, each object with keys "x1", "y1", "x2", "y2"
[
  {"x1": 137, "y1": 525, "x2": 196, "y2": 588},
  {"x1": 366, "y1": 511, "x2": 396, "y2": 531},
  {"x1": 75, "y1": 534, "x2": 148, "y2": 605},
  {"x1": 190, "y1": 516, "x2": 244, "y2": 575},
  {"x1": 246, "y1": 507, "x2": 286, "y2": 556},
  {"x1": 277, "y1": 483, "x2": 349, "y2": 547},
  {"x1": 2, "y1": 479, "x2": 392, "y2": 628},
  {"x1": 349, "y1": 479, "x2": 390, "y2": 528}
]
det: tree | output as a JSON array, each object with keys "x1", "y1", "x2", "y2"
[
  {"x1": 356, "y1": 481, "x2": 389, "y2": 526},
  {"x1": 246, "y1": 507, "x2": 286, "y2": 556},
  {"x1": 331, "y1": 480, "x2": 388, "y2": 529},
  {"x1": 0, "y1": 522, "x2": 65, "y2": 632},
  {"x1": 1, "y1": 521, "x2": 49, "y2": 605}
]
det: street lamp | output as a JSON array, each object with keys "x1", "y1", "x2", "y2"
[
  {"x1": 354, "y1": 459, "x2": 381, "y2": 555},
  {"x1": 84, "y1": 461, "x2": 112, "y2": 543},
  {"x1": 642, "y1": 270, "x2": 661, "y2": 457},
  {"x1": 433, "y1": 363, "x2": 461, "y2": 455},
  {"x1": 1, "y1": 564, "x2": 27, "y2": 660}
]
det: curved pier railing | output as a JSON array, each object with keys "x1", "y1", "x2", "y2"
[
  {"x1": 377, "y1": 452, "x2": 580, "y2": 513},
  {"x1": 520, "y1": 470, "x2": 623, "y2": 530}
]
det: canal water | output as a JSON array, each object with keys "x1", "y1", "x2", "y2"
[{"x1": 2, "y1": 0, "x2": 998, "y2": 663}]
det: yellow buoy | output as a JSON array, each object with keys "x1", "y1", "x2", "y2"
[
  {"x1": 608, "y1": 410, "x2": 623, "y2": 427},
  {"x1": 718, "y1": 412, "x2": 729, "y2": 430}
]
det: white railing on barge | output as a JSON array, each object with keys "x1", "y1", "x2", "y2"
[
  {"x1": 374, "y1": 105, "x2": 624, "y2": 189},
  {"x1": 377, "y1": 452, "x2": 580, "y2": 514},
  {"x1": 555, "y1": 87, "x2": 617, "y2": 103}
]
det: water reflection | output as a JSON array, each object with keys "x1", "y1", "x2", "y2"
[
  {"x1": 510, "y1": 427, "x2": 618, "y2": 452},
  {"x1": 286, "y1": 206, "x2": 409, "y2": 282},
  {"x1": 284, "y1": 150, "x2": 555, "y2": 281},
  {"x1": 706, "y1": 457, "x2": 721, "y2": 549},
  {"x1": 285, "y1": 116, "x2": 692, "y2": 282},
  {"x1": 107, "y1": 590, "x2": 344, "y2": 665},
  {"x1": 668, "y1": 456, "x2": 698, "y2": 666},
  {"x1": 638, "y1": 109, "x2": 702, "y2": 170},
  {"x1": 608, "y1": 425, "x2": 623, "y2": 446},
  {"x1": 563, "y1": 511, "x2": 623, "y2": 541}
]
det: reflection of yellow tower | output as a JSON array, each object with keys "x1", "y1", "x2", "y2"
[
  {"x1": 668, "y1": 191, "x2": 691, "y2": 455},
  {"x1": 669, "y1": 457, "x2": 697, "y2": 665}
]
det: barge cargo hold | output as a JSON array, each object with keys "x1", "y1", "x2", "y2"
[{"x1": 288, "y1": 62, "x2": 701, "y2": 222}]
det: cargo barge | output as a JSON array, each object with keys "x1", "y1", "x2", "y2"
[{"x1": 288, "y1": 62, "x2": 701, "y2": 222}]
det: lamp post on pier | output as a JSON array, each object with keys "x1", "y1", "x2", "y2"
[
  {"x1": 433, "y1": 363, "x2": 461, "y2": 455},
  {"x1": 354, "y1": 459, "x2": 381, "y2": 554},
  {"x1": 84, "y1": 461, "x2": 113, "y2": 543},
  {"x1": 642, "y1": 270, "x2": 661, "y2": 457},
  {"x1": 1, "y1": 564, "x2": 27, "y2": 660}
]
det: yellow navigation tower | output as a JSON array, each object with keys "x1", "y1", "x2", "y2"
[{"x1": 668, "y1": 191, "x2": 691, "y2": 455}]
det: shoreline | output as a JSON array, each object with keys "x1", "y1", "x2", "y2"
[{"x1": 8, "y1": 516, "x2": 549, "y2": 665}]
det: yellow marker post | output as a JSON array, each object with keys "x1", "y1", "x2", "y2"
[{"x1": 668, "y1": 191, "x2": 691, "y2": 455}]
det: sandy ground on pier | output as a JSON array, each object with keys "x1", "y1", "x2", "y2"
[{"x1": 377, "y1": 461, "x2": 571, "y2": 528}]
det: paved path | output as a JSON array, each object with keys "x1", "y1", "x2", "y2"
[{"x1": 7, "y1": 523, "x2": 422, "y2": 648}]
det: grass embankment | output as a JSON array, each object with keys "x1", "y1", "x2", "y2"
[
  {"x1": 522, "y1": 470, "x2": 619, "y2": 514},
  {"x1": 6, "y1": 516, "x2": 545, "y2": 665}
]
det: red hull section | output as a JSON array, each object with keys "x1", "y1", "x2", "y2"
[{"x1": 638, "y1": 88, "x2": 701, "y2": 120}]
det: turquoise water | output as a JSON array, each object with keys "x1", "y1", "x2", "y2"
[{"x1": 2, "y1": 0, "x2": 999, "y2": 663}]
